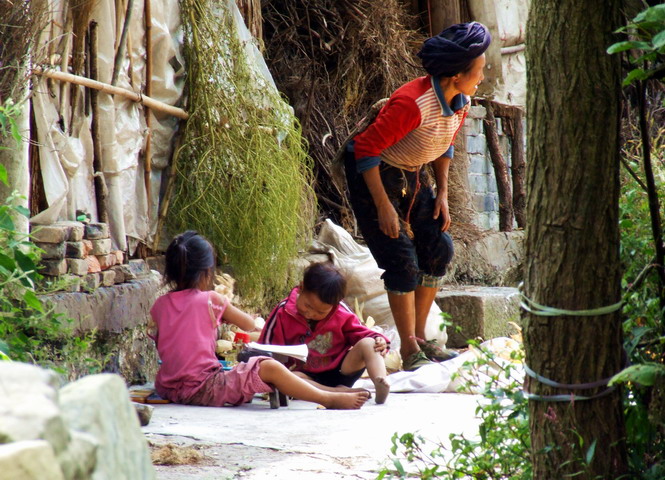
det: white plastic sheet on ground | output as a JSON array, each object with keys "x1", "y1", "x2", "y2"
[
  {"x1": 310, "y1": 219, "x2": 448, "y2": 349},
  {"x1": 354, "y1": 336, "x2": 524, "y2": 394}
]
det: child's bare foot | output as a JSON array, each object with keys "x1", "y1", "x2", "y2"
[
  {"x1": 373, "y1": 376, "x2": 390, "y2": 404},
  {"x1": 324, "y1": 390, "x2": 370, "y2": 410}
]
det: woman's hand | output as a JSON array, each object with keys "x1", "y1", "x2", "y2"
[
  {"x1": 433, "y1": 193, "x2": 451, "y2": 232},
  {"x1": 374, "y1": 337, "x2": 388, "y2": 356},
  {"x1": 377, "y1": 200, "x2": 400, "y2": 238}
]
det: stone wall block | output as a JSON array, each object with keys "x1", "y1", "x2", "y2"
[
  {"x1": 65, "y1": 241, "x2": 85, "y2": 259},
  {"x1": 84, "y1": 223, "x2": 110, "y2": 240},
  {"x1": 59, "y1": 374, "x2": 156, "y2": 480},
  {"x1": 436, "y1": 286, "x2": 521, "y2": 348},
  {"x1": 53, "y1": 221, "x2": 85, "y2": 242},
  {"x1": 30, "y1": 225, "x2": 67, "y2": 244},
  {"x1": 82, "y1": 273, "x2": 101, "y2": 292},
  {"x1": 36, "y1": 241, "x2": 66, "y2": 260},
  {"x1": 128, "y1": 259, "x2": 151, "y2": 278},
  {"x1": 110, "y1": 265, "x2": 127, "y2": 284},
  {"x1": 100, "y1": 270, "x2": 116, "y2": 287},
  {"x1": 67, "y1": 258, "x2": 88, "y2": 276},
  {"x1": 97, "y1": 254, "x2": 117, "y2": 270},
  {"x1": 90, "y1": 238, "x2": 112, "y2": 256},
  {"x1": 41, "y1": 259, "x2": 68, "y2": 276}
]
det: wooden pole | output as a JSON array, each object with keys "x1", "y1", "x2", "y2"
[
  {"x1": 480, "y1": 99, "x2": 514, "y2": 231},
  {"x1": 111, "y1": 0, "x2": 134, "y2": 86},
  {"x1": 32, "y1": 66, "x2": 189, "y2": 119},
  {"x1": 144, "y1": 0, "x2": 153, "y2": 205},
  {"x1": 89, "y1": 21, "x2": 109, "y2": 224}
]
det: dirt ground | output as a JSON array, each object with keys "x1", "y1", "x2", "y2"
[{"x1": 142, "y1": 391, "x2": 482, "y2": 479}]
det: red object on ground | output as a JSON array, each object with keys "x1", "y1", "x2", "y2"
[{"x1": 234, "y1": 332, "x2": 251, "y2": 344}]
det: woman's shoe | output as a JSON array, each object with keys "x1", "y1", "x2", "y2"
[
  {"x1": 415, "y1": 337, "x2": 459, "y2": 362},
  {"x1": 402, "y1": 351, "x2": 434, "y2": 371}
]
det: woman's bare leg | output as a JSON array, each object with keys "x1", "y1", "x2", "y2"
[
  {"x1": 414, "y1": 285, "x2": 438, "y2": 341},
  {"x1": 258, "y1": 359, "x2": 369, "y2": 409}
]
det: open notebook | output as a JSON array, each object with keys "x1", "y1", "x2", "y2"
[{"x1": 246, "y1": 342, "x2": 308, "y2": 362}]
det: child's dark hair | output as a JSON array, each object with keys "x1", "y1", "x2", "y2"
[
  {"x1": 301, "y1": 262, "x2": 347, "y2": 305},
  {"x1": 164, "y1": 231, "x2": 215, "y2": 291}
]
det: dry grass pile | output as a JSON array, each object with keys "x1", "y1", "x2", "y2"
[
  {"x1": 262, "y1": 0, "x2": 424, "y2": 227},
  {"x1": 0, "y1": 0, "x2": 47, "y2": 102},
  {"x1": 150, "y1": 443, "x2": 205, "y2": 465}
]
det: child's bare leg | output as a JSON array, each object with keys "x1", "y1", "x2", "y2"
[
  {"x1": 341, "y1": 338, "x2": 390, "y2": 404},
  {"x1": 258, "y1": 359, "x2": 369, "y2": 409},
  {"x1": 292, "y1": 371, "x2": 370, "y2": 395}
]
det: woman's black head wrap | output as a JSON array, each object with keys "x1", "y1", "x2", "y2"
[{"x1": 417, "y1": 22, "x2": 491, "y2": 77}]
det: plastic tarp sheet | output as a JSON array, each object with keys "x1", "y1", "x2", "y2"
[
  {"x1": 354, "y1": 337, "x2": 524, "y2": 394},
  {"x1": 31, "y1": 0, "x2": 185, "y2": 252}
]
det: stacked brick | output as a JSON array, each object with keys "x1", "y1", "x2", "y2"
[{"x1": 31, "y1": 222, "x2": 148, "y2": 292}]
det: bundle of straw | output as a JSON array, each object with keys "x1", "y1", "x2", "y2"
[{"x1": 168, "y1": 0, "x2": 315, "y2": 306}]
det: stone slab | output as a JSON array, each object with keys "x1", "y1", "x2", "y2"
[
  {"x1": 35, "y1": 242, "x2": 65, "y2": 260},
  {"x1": 90, "y1": 238, "x2": 112, "y2": 256},
  {"x1": 40, "y1": 258, "x2": 68, "y2": 276},
  {"x1": 436, "y1": 286, "x2": 521, "y2": 348},
  {"x1": 30, "y1": 225, "x2": 67, "y2": 244},
  {"x1": 65, "y1": 241, "x2": 85, "y2": 259},
  {"x1": 40, "y1": 271, "x2": 165, "y2": 333}
]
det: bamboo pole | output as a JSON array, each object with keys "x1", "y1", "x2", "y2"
[{"x1": 32, "y1": 66, "x2": 189, "y2": 119}]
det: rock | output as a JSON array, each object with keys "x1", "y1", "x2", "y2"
[
  {"x1": 36, "y1": 241, "x2": 66, "y2": 259},
  {"x1": 128, "y1": 259, "x2": 151, "y2": 278},
  {"x1": 110, "y1": 265, "x2": 126, "y2": 284},
  {"x1": 133, "y1": 403, "x2": 154, "y2": 426},
  {"x1": 436, "y1": 286, "x2": 521, "y2": 348},
  {"x1": 90, "y1": 238, "x2": 112, "y2": 256},
  {"x1": 100, "y1": 270, "x2": 116, "y2": 287},
  {"x1": 146, "y1": 256, "x2": 165, "y2": 275},
  {"x1": 82, "y1": 273, "x2": 101, "y2": 292},
  {"x1": 0, "y1": 440, "x2": 65, "y2": 480},
  {"x1": 67, "y1": 258, "x2": 88, "y2": 276},
  {"x1": 86, "y1": 255, "x2": 101, "y2": 273},
  {"x1": 59, "y1": 374, "x2": 156, "y2": 480},
  {"x1": 65, "y1": 241, "x2": 86, "y2": 259},
  {"x1": 40, "y1": 258, "x2": 68, "y2": 276},
  {"x1": 448, "y1": 231, "x2": 524, "y2": 286},
  {"x1": 30, "y1": 225, "x2": 67, "y2": 244},
  {"x1": 97, "y1": 253, "x2": 117, "y2": 270},
  {"x1": 52, "y1": 221, "x2": 85, "y2": 242},
  {"x1": 84, "y1": 223, "x2": 110, "y2": 240}
]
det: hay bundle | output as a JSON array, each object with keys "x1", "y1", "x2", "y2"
[
  {"x1": 169, "y1": 0, "x2": 315, "y2": 304},
  {"x1": 0, "y1": 0, "x2": 47, "y2": 102},
  {"x1": 262, "y1": 0, "x2": 424, "y2": 227}
]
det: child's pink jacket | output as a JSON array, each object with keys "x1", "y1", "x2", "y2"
[{"x1": 259, "y1": 287, "x2": 390, "y2": 373}]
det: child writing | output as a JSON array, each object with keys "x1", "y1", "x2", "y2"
[
  {"x1": 259, "y1": 262, "x2": 391, "y2": 404},
  {"x1": 148, "y1": 231, "x2": 369, "y2": 409}
]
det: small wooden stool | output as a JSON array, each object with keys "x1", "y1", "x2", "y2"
[{"x1": 269, "y1": 390, "x2": 289, "y2": 409}]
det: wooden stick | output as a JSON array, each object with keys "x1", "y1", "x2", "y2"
[
  {"x1": 111, "y1": 0, "x2": 134, "y2": 86},
  {"x1": 89, "y1": 21, "x2": 109, "y2": 224},
  {"x1": 32, "y1": 66, "x2": 189, "y2": 119},
  {"x1": 144, "y1": 0, "x2": 153, "y2": 204},
  {"x1": 480, "y1": 99, "x2": 514, "y2": 232}
]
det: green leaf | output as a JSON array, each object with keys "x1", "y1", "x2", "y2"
[
  {"x1": 0, "y1": 252, "x2": 16, "y2": 271},
  {"x1": 0, "y1": 164, "x2": 7, "y2": 187},
  {"x1": 634, "y1": 5, "x2": 665, "y2": 24},
  {"x1": 609, "y1": 363, "x2": 665, "y2": 386},
  {"x1": 622, "y1": 68, "x2": 650, "y2": 86},
  {"x1": 392, "y1": 458, "x2": 405, "y2": 476},
  {"x1": 0, "y1": 209, "x2": 15, "y2": 231},
  {"x1": 653, "y1": 30, "x2": 665, "y2": 49},
  {"x1": 607, "y1": 41, "x2": 650, "y2": 54},
  {"x1": 13, "y1": 205, "x2": 30, "y2": 218},
  {"x1": 586, "y1": 439, "x2": 597, "y2": 465},
  {"x1": 23, "y1": 290, "x2": 44, "y2": 313},
  {"x1": 14, "y1": 249, "x2": 37, "y2": 287}
]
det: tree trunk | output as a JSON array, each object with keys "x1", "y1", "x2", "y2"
[
  {"x1": 524, "y1": 1, "x2": 627, "y2": 478},
  {"x1": 429, "y1": 0, "x2": 461, "y2": 35},
  {"x1": 509, "y1": 107, "x2": 526, "y2": 228}
]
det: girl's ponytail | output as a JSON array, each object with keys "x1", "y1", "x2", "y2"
[{"x1": 164, "y1": 230, "x2": 215, "y2": 290}]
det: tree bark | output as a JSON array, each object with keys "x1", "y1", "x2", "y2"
[
  {"x1": 429, "y1": 0, "x2": 461, "y2": 35},
  {"x1": 524, "y1": 1, "x2": 627, "y2": 478},
  {"x1": 508, "y1": 107, "x2": 526, "y2": 228},
  {"x1": 481, "y1": 99, "x2": 513, "y2": 232}
]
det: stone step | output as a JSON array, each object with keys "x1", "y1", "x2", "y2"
[{"x1": 435, "y1": 286, "x2": 521, "y2": 348}]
